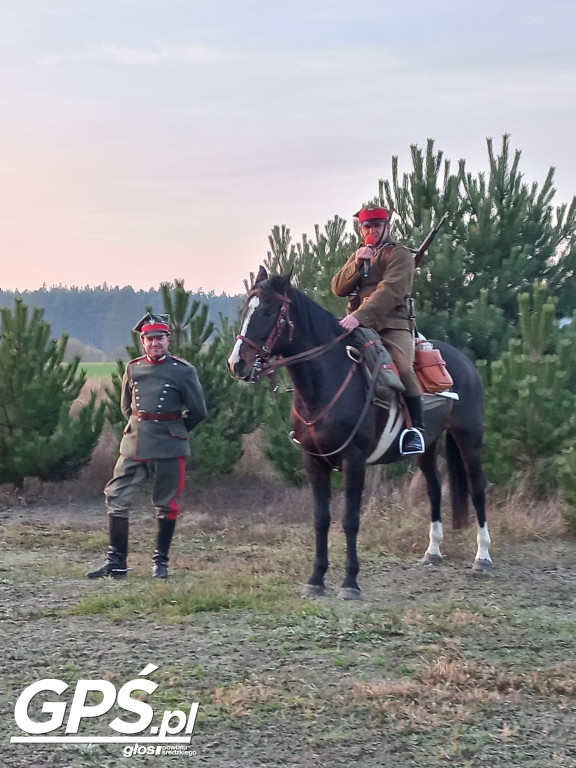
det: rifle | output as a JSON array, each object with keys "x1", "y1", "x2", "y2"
[{"x1": 411, "y1": 212, "x2": 449, "y2": 268}]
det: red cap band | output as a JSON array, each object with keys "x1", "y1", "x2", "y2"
[
  {"x1": 140, "y1": 322, "x2": 170, "y2": 335},
  {"x1": 357, "y1": 206, "x2": 389, "y2": 223}
]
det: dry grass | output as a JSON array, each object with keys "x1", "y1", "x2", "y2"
[
  {"x1": 0, "y1": 425, "x2": 117, "y2": 508},
  {"x1": 352, "y1": 648, "x2": 576, "y2": 732},
  {"x1": 1, "y1": 427, "x2": 572, "y2": 561},
  {"x1": 211, "y1": 680, "x2": 278, "y2": 715},
  {"x1": 357, "y1": 462, "x2": 570, "y2": 561},
  {"x1": 487, "y1": 482, "x2": 568, "y2": 541},
  {"x1": 200, "y1": 682, "x2": 329, "y2": 730}
]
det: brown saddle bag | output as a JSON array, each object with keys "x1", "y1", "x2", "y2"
[{"x1": 414, "y1": 342, "x2": 454, "y2": 394}]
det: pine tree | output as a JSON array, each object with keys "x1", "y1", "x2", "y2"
[
  {"x1": 161, "y1": 280, "x2": 214, "y2": 356},
  {"x1": 381, "y1": 135, "x2": 576, "y2": 359},
  {"x1": 478, "y1": 283, "x2": 576, "y2": 493},
  {"x1": 556, "y1": 445, "x2": 576, "y2": 533},
  {"x1": 186, "y1": 318, "x2": 266, "y2": 480},
  {"x1": 263, "y1": 218, "x2": 355, "y2": 316},
  {"x1": 162, "y1": 281, "x2": 265, "y2": 479},
  {"x1": 0, "y1": 298, "x2": 105, "y2": 487},
  {"x1": 104, "y1": 360, "x2": 127, "y2": 442},
  {"x1": 419, "y1": 289, "x2": 513, "y2": 362}
]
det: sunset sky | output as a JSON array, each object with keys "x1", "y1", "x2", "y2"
[{"x1": 1, "y1": 0, "x2": 575, "y2": 296}]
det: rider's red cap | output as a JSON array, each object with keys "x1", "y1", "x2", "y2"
[{"x1": 355, "y1": 205, "x2": 390, "y2": 223}]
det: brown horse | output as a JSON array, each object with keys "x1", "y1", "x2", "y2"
[{"x1": 228, "y1": 268, "x2": 491, "y2": 599}]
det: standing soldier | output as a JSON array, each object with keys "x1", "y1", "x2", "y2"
[
  {"x1": 332, "y1": 204, "x2": 425, "y2": 455},
  {"x1": 87, "y1": 312, "x2": 207, "y2": 580}
]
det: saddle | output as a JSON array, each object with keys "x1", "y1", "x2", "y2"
[
  {"x1": 349, "y1": 328, "x2": 454, "y2": 406},
  {"x1": 348, "y1": 328, "x2": 404, "y2": 408}
]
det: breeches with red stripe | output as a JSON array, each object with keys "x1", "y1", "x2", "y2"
[{"x1": 104, "y1": 455, "x2": 186, "y2": 520}]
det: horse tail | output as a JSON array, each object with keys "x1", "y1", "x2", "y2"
[{"x1": 446, "y1": 431, "x2": 469, "y2": 529}]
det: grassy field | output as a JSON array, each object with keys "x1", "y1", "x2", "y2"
[
  {"x1": 1, "y1": 470, "x2": 576, "y2": 767},
  {"x1": 80, "y1": 361, "x2": 118, "y2": 381}
]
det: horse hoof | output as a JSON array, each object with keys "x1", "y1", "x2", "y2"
[
  {"x1": 302, "y1": 584, "x2": 325, "y2": 598},
  {"x1": 420, "y1": 553, "x2": 442, "y2": 566},
  {"x1": 338, "y1": 588, "x2": 361, "y2": 601},
  {"x1": 472, "y1": 558, "x2": 493, "y2": 573}
]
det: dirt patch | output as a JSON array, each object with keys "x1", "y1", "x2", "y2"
[{"x1": 1, "y1": 493, "x2": 576, "y2": 767}]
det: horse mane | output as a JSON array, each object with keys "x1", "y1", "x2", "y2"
[{"x1": 265, "y1": 275, "x2": 343, "y2": 345}]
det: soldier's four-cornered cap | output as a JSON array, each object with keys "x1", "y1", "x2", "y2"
[
  {"x1": 134, "y1": 312, "x2": 171, "y2": 337},
  {"x1": 354, "y1": 205, "x2": 390, "y2": 223}
]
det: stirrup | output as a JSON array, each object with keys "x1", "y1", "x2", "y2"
[
  {"x1": 289, "y1": 430, "x2": 301, "y2": 445},
  {"x1": 399, "y1": 427, "x2": 425, "y2": 455}
]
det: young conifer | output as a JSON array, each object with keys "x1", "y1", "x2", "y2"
[
  {"x1": 0, "y1": 298, "x2": 105, "y2": 487},
  {"x1": 478, "y1": 283, "x2": 576, "y2": 493}
]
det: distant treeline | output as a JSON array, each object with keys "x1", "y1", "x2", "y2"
[{"x1": 0, "y1": 284, "x2": 243, "y2": 359}]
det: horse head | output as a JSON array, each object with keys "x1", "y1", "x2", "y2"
[{"x1": 227, "y1": 267, "x2": 294, "y2": 381}]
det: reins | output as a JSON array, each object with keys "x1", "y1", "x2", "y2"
[
  {"x1": 291, "y1": 358, "x2": 380, "y2": 460},
  {"x1": 236, "y1": 288, "x2": 350, "y2": 381},
  {"x1": 236, "y1": 286, "x2": 375, "y2": 461}
]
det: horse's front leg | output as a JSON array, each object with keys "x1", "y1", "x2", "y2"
[
  {"x1": 338, "y1": 449, "x2": 366, "y2": 600},
  {"x1": 302, "y1": 456, "x2": 332, "y2": 597}
]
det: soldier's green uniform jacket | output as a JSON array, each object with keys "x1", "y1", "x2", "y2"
[
  {"x1": 331, "y1": 238, "x2": 414, "y2": 332},
  {"x1": 119, "y1": 354, "x2": 207, "y2": 461}
]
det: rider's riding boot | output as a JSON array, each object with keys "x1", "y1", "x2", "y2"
[
  {"x1": 86, "y1": 516, "x2": 129, "y2": 578},
  {"x1": 152, "y1": 518, "x2": 177, "y2": 579},
  {"x1": 399, "y1": 395, "x2": 426, "y2": 455}
]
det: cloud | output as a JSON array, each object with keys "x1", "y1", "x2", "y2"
[{"x1": 44, "y1": 42, "x2": 230, "y2": 66}]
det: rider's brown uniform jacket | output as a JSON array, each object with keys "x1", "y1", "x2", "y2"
[
  {"x1": 331, "y1": 238, "x2": 414, "y2": 332},
  {"x1": 332, "y1": 237, "x2": 421, "y2": 397}
]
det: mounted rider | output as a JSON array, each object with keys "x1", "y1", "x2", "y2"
[{"x1": 332, "y1": 204, "x2": 425, "y2": 455}]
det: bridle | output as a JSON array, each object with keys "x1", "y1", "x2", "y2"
[
  {"x1": 236, "y1": 287, "x2": 349, "y2": 383},
  {"x1": 235, "y1": 286, "x2": 376, "y2": 462},
  {"x1": 236, "y1": 289, "x2": 294, "y2": 382}
]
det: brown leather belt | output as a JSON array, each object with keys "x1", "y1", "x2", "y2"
[{"x1": 132, "y1": 411, "x2": 182, "y2": 421}]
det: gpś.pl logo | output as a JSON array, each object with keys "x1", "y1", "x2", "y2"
[{"x1": 9, "y1": 664, "x2": 199, "y2": 755}]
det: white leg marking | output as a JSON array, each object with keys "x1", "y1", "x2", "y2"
[
  {"x1": 476, "y1": 524, "x2": 492, "y2": 562},
  {"x1": 425, "y1": 521, "x2": 444, "y2": 558},
  {"x1": 228, "y1": 296, "x2": 260, "y2": 369}
]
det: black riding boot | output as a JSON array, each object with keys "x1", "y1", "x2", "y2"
[
  {"x1": 86, "y1": 516, "x2": 129, "y2": 579},
  {"x1": 400, "y1": 395, "x2": 426, "y2": 455},
  {"x1": 153, "y1": 518, "x2": 176, "y2": 579}
]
